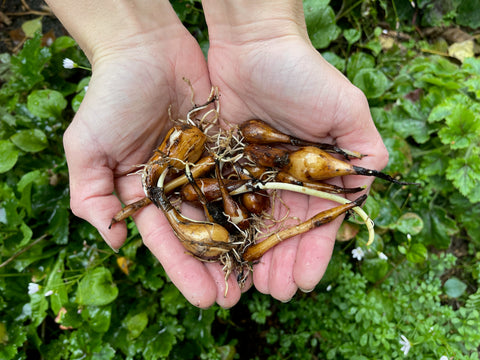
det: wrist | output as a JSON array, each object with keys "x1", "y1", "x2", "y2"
[
  {"x1": 46, "y1": 0, "x2": 183, "y2": 61},
  {"x1": 201, "y1": 0, "x2": 308, "y2": 44}
]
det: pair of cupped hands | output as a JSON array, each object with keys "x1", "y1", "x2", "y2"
[{"x1": 54, "y1": 1, "x2": 388, "y2": 308}]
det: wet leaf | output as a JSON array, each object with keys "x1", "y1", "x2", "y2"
[
  {"x1": 76, "y1": 267, "x2": 118, "y2": 306},
  {"x1": 352, "y1": 68, "x2": 391, "y2": 99},
  {"x1": 10, "y1": 129, "x2": 48, "y2": 153},
  {"x1": 303, "y1": 0, "x2": 341, "y2": 49},
  {"x1": 27, "y1": 89, "x2": 67, "y2": 119},
  {"x1": 406, "y1": 243, "x2": 428, "y2": 264},
  {"x1": 0, "y1": 140, "x2": 18, "y2": 173}
]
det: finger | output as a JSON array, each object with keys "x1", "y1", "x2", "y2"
[
  {"x1": 205, "y1": 262, "x2": 242, "y2": 308},
  {"x1": 64, "y1": 127, "x2": 128, "y2": 251},
  {"x1": 292, "y1": 175, "x2": 346, "y2": 292},
  {"x1": 265, "y1": 190, "x2": 307, "y2": 301},
  {"x1": 134, "y1": 205, "x2": 218, "y2": 308}
]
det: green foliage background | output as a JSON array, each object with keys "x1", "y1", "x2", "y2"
[{"x1": 1, "y1": 0, "x2": 480, "y2": 359}]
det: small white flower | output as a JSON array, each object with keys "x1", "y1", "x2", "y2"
[
  {"x1": 399, "y1": 334, "x2": 411, "y2": 356},
  {"x1": 352, "y1": 247, "x2": 365, "y2": 261},
  {"x1": 439, "y1": 356, "x2": 448, "y2": 360},
  {"x1": 83, "y1": 86, "x2": 89, "y2": 92},
  {"x1": 407, "y1": 233, "x2": 412, "y2": 241},
  {"x1": 44, "y1": 290, "x2": 54, "y2": 297},
  {"x1": 28, "y1": 283, "x2": 40, "y2": 295},
  {"x1": 326, "y1": 285, "x2": 332, "y2": 291},
  {"x1": 63, "y1": 58, "x2": 76, "y2": 69},
  {"x1": 378, "y1": 252, "x2": 388, "y2": 260}
]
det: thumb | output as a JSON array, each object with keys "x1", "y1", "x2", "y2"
[{"x1": 63, "y1": 125, "x2": 127, "y2": 251}]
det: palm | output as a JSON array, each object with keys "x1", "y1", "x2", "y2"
[
  {"x1": 208, "y1": 36, "x2": 388, "y2": 299},
  {"x1": 64, "y1": 29, "x2": 245, "y2": 308}
]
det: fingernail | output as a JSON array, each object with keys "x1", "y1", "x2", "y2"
[
  {"x1": 299, "y1": 287, "x2": 314, "y2": 293},
  {"x1": 99, "y1": 232, "x2": 119, "y2": 253}
]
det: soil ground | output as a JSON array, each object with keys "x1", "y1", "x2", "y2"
[{"x1": 1, "y1": 0, "x2": 67, "y2": 53}]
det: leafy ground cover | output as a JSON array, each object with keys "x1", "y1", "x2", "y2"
[{"x1": 1, "y1": 0, "x2": 480, "y2": 359}]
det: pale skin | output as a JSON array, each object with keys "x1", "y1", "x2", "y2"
[{"x1": 46, "y1": 0, "x2": 388, "y2": 307}]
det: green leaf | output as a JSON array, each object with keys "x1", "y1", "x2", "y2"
[
  {"x1": 21, "y1": 18, "x2": 42, "y2": 38},
  {"x1": 322, "y1": 52, "x2": 345, "y2": 72},
  {"x1": 51, "y1": 36, "x2": 77, "y2": 53},
  {"x1": 346, "y1": 52, "x2": 375, "y2": 80},
  {"x1": 419, "y1": 205, "x2": 458, "y2": 249},
  {"x1": 444, "y1": 277, "x2": 467, "y2": 298},
  {"x1": 438, "y1": 105, "x2": 480, "y2": 149},
  {"x1": 406, "y1": 243, "x2": 428, "y2": 264},
  {"x1": 352, "y1": 68, "x2": 391, "y2": 99},
  {"x1": 344, "y1": 28, "x2": 361, "y2": 45},
  {"x1": 10, "y1": 129, "x2": 48, "y2": 153},
  {"x1": 27, "y1": 89, "x2": 67, "y2": 119},
  {"x1": 303, "y1": 0, "x2": 341, "y2": 49},
  {"x1": 48, "y1": 206, "x2": 70, "y2": 245},
  {"x1": 0, "y1": 140, "x2": 19, "y2": 173},
  {"x1": 391, "y1": 212, "x2": 424, "y2": 235},
  {"x1": 383, "y1": 136, "x2": 412, "y2": 174},
  {"x1": 1, "y1": 33, "x2": 51, "y2": 97},
  {"x1": 456, "y1": 0, "x2": 480, "y2": 28},
  {"x1": 360, "y1": 258, "x2": 389, "y2": 282},
  {"x1": 446, "y1": 154, "x2": 480, "y2": 199},
  {"x1": 124, "y1": 312, "x2": 149, "y2": 340},
  {"x1": 81, "y1": 305, "x2": 112, "y2": 333},
  {"x1": 76, "y1": 267, "x2": 118, "y2": 306}
]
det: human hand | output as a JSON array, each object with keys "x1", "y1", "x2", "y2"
[
  {"x1": 202, "y1": 0, "x2": 389, "y2": 301},
  {"x1": 47, "y1": 0, "x2": 247, "y2": 308}
]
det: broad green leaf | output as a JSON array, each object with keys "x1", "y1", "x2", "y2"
[
  {"x1": 142, "y1": 322, "x2": 179, "y2": 359},
  {"x1": 10, "y1": 129, "x2": 48, "y2": 153},
  {"x1": 29, "y1": 291, "x2": 49, "y2": 327},
  {"x1": 81, "y1": 306, "x2": 112, "y2": 333},
  {"x1": 124, "y1": 312, "x2": 149, "y2": 340},
  {"x1": 27, "y1": 89, "x2": 67, "y2": 119},
  {"x1": 344, "y1": 28, "x2": 361, "y2": 45},
  {"x1": 360, "y1": 258, "x2": 389, "y2": 283},
  {"x1": 346, "y1": 52, "x2": 375, "y2": 80},
  {"x1": 444, "y1": 277, "x2": 467, "y2": 298},
  {"x1": 303, "y1": 0, "x2": 340, "y2": 49},
  {"x1": 383, "y1": 136, "x2": 412, "y2": 174},
  {"x1": 419, "y1": 205, "x2": 458, "y2": 249},
  {"x1": 76, "y1": 267, "x2": 118, "y2": 306},
  {"x1": 0, "y1": 140, "x2": 19, "y2": 173},
  {"x1": 352, "y1": 68, "x2": 391, "y2": 99},
  {"x1": 438, "y1": 105, "x2": 480, "y2": 149},
  {"x1": 406, "y1": 243, "x2": 428, "y2": 264},
  {"x1": 391, "y1": 212, "x2": 424, "y2": 235},
  {"x1": 21, "y1": 18, "x2": 42, "y2": 38},
  {"x1": 322, "y1": 52, "x2": 345, "y2": 72},
  {"x1": 51, "y1": 36, "x2": 77, "y2": 53},
  {"x1": 446, "y1": 154, "x2": 480, "y2": 198},
  {"x1": 456, "y1": 0, "x2": 480, "y2": 29}
]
